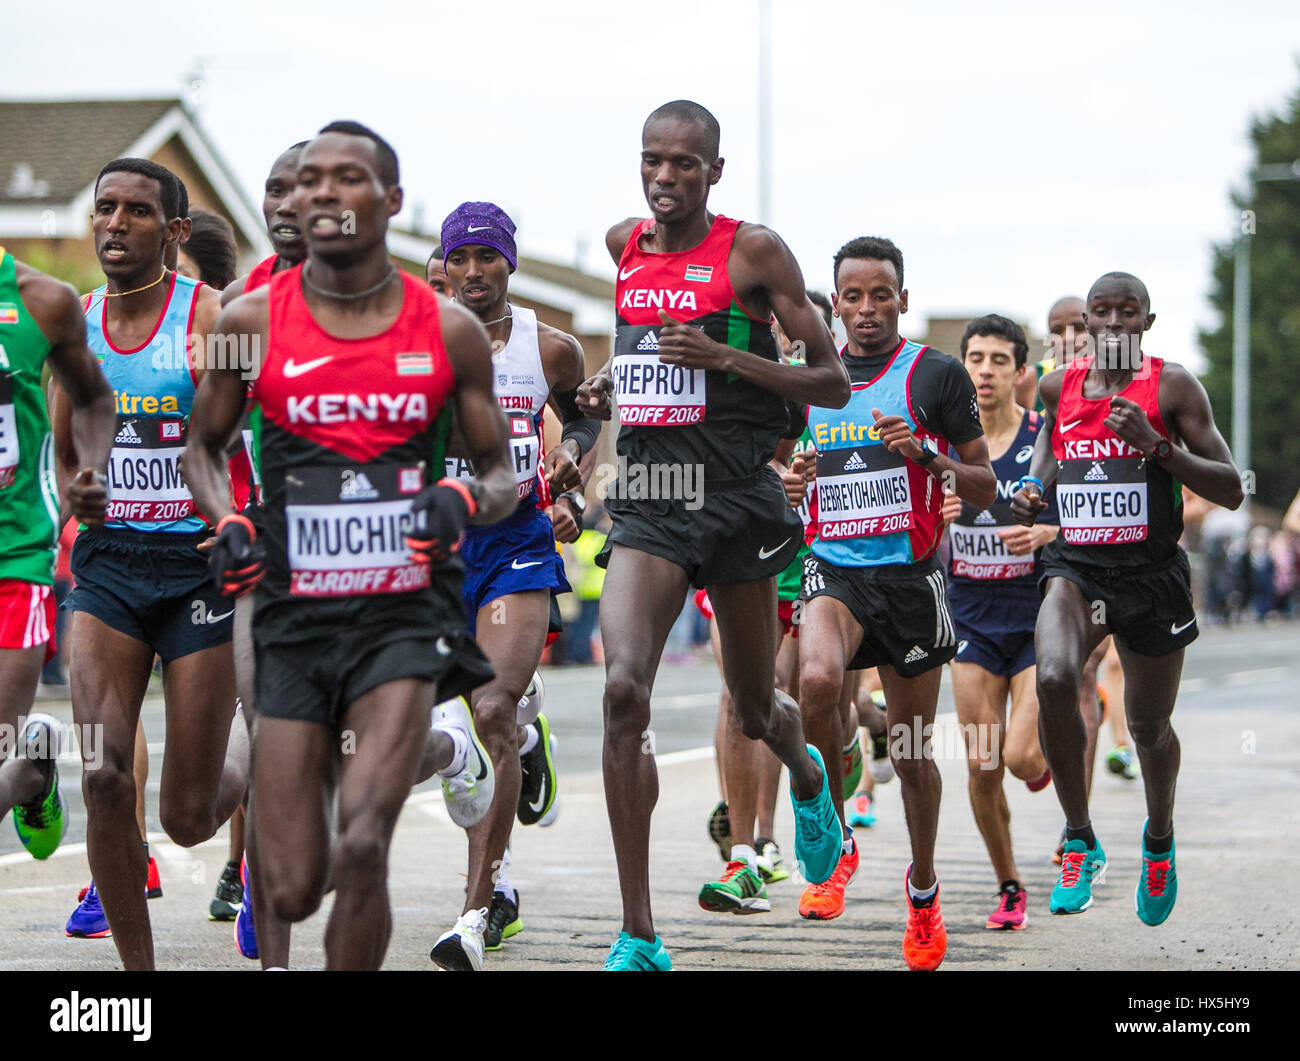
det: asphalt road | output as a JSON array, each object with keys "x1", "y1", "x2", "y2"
[{"x1": 1, "y1": 622, "x2": 1296, "y2": 971}]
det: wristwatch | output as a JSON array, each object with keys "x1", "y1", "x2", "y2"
[
  {"x1": 558, "y1": 490, "x2": 587, "y2": 529},
  {"x1": 1148, "y1": 438, "x2": 1173, "y2": 461},
  {"x1": 915, "y1": 437, "x2": 940, "y2": 466}
]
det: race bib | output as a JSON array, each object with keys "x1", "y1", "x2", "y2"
[
  {"x1": 950, "y1": 514, "x2": 1034, "y2": 580},
  {"x1": 443, "y1": 413, "x2": 540, "y2": 502},
  {"x1": 815, "y1": 445, "x2": 914, "y2": 540},
  {"x1": 1057, "y1": 458, "x2": 1149, "y2": 545},
  {"x1": 285, "y1": 463, "x2": 430, "y2": 597},
  {"x1": 105, "y1": 415, "x2": 194, "y2": 523},
  {"x1": 611, "y1": 349, "x2": 705, "y2": 427},
  {"x1": 0, "y1": 373, "x2": 17, "y2": 489}
]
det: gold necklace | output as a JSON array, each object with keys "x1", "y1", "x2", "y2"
[{"x1": 102, "y1": 267, "x2": 168, "y2": 298}]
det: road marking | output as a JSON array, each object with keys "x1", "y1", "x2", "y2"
[{"x1": 1225, "y1": 667, "x2": 1289, "y2": 686}]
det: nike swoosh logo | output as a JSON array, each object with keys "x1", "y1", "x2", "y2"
[
  {"x1": 758, "y1": 538, "x2": 791, "y2": 560},
  {"x1": 435, "y1": 637, "x2": 452, "y2": 656},
  {"x1": 205, "y1": 608, "x2": 234, "y2": 623},
  {"x1": 619, "y1": 266, "x2": 645, "y2": 280},
  {"x1": 529, "y1": 775, "x2": 548, "y2": 813},
  {"x1": 511, "y1": 559, "x2": 543, "y2": 570},
  {"x1": 1059, "y1": 418, "x2": 1083, "y2": 434},
  {"x1": 283, "y1": 355, "x2": 332, "y2": 378},
  {"x1": 466, "y1": 225, "x2": 492, "y2": 233},
  {"x1": 1169, "y1": 618, "x2": 1196, "y2": 635}
]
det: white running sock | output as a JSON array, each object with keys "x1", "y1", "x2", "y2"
[
  {"x1": 518, "y1": 724, "x2": 539, "y2": 756},
  {"x1": 730, "y1": 843, "x2": 759, "y2": 869},
  {"x1": 436, "y1": 726, "x2": 469, "y2": 777},
  {"x1": 841, "y1": 834, "x2": 855, "y2": 856},
  {"x1": 907, "y1": 874, "x2": 938, "y2": 903}
]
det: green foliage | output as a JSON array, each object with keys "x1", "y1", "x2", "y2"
[{"x1": 20, "y1": 244, "x2": 105, "y2": 297}]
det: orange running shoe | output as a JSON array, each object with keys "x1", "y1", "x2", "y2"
[
  {"x1": 902, "y1": 868, "x2": 947, "y2": 971},
  {"x1": 798, "y1": 839, "x2": 859, "y2": 920}
]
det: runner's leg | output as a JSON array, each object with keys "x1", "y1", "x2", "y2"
[
  {"x1": 0, "y1": 645, "x2": 50, "y2": 813},
  {"x1": 878, "y1": 664, "x2": 943, "y2": 888},
  {"x1": 952, "y1": 661, "x2": 1015, "y2": 885}
]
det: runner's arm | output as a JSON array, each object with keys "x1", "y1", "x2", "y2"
[
  {"x1": 1153, "y1": 363, "x2": 1243, "y2": 510},
  {"x1": 1010, "y1": 368, "x2": 1063, "y2": 525},
  {"x1": 541, "y1": 326, "x2": 599, "y2": 494}
]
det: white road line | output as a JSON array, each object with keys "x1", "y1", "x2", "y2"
[{"x1": 1224, "y1": 667, "x2": 1289, "y2": 686}]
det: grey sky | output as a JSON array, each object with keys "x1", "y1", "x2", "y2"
[{"x1": 5, "y1": 0, "x2": 1298, "y2": 372}]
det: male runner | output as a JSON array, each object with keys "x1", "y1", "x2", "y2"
[
  {"x1": 428, "y1": 201, "x2": 598, "y2": 970},
  {"x1": 795, "y1": 236, "x2": 993, "y2": 967},
  {"x1": 0, "y1": 253, "x2": 115, "y2": 861},
  {"x1": 185, "y1": 121, "x2": 515, "y2": 970},
  {"x1": 579, "y1": 100, "x2": 849, "y2": 970},
  {"x1": 1012, "y1": 271, "x2": 1243, "y2": 923},
  {"x1": 942, "y1": 314, "x2": 1057, "y2": 930},
  {"x1": 425, "y1": 247, "x2": 452, "y2": 298},
  {"x1": 51, "y1": 158, "x2": 250, "y2": 969}
]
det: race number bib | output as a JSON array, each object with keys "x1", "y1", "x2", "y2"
[
  {"x1": 0, "y1": 373, "x2": 17, "y2": 489},
  {"x1": 815, "y1": 445, "x2": 914, "y2": 540},
  {"x1": 105, "y1": 416, "x2": 194, "y2": 522},
  {"x1": 285, "y1": 463, "x2": 430, "y2": 597},
  {"x1": 1057, "y1": 458, "x2": 1149, "y2": 545},
  {"x1": 443, "y1": 414, "x2": 541, "y2": 502},
  {"x1": 611, "y1": 346, "x2": 706, "y2": 427},
  {"x1": 950, "y1": 510, "x2": 1034, "y2": 580}
]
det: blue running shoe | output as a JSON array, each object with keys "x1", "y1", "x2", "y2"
[
  {"x1": 847, "y1": 792, "x2": 876, "y2": 828},
  {"x1": 235, "y1": 858, "x2": 258, "y2": 959},
  {"x1": 1050, "y1": 838, "x2": 1107, "y2": 914},
  {"x1": 790, "y1": 745, "x2": 841, "y2": 885},
  {"x1": 1135, "y1": 822, "x2": 1177, "y2": 926},
  {"x1": 66, "y1": 882, "x2": 111, "y2": 938},
  {"x1": 603, "y1": 932, "x2": 672, "y2": 971}
]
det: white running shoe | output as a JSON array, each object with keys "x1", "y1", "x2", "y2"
[
  {"x1": 430, "y1": 907, "x2": 488, "y2": 971},
  {"x1": 431, "y1": 697, "x2": 495, "y2": 829},
  {"x1": 516, "y1": 669, "x2": 544, "y2": 726}
]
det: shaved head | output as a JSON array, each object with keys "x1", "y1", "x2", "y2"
[
  {"x1": 644, "y1": 99, "x2": 721, "y2": 162},
  {"x1": 1048, "y1": 295, "x2": 1084, "y2": 321},
  {"x1": 1087, "y1": 271, "x2": 1150, "y2": 313}
]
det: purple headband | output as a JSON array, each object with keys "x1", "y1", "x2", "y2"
[{"x1": 440, "y1": 201, "x2": 517, "y2": 271}]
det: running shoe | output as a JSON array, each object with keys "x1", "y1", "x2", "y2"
[
  {"x1": 485, "y1": 890, "x2": 523, "y2": 950},
  {"x1": 790, "y1": 745, "x2": 840, "y2": 885},
  {"x1": 603, "y1": 932, "x2": 672, "y2": 971},
  {"x1": 517, "y1": 712, "x2": 557, "y2": 826},
  {"x1": 66, "y1": 882, "x2": 111, "y2": 938},
  {"x1": 235, "y1": 858, "x2": 258, "y2": 959},
  {"x1": 537, "y1": 798, "x2": 560, "y2": 828},
  {"x1": 1135, "y1": 823, "x2": 1177, "y2": 926},
  {"x1": 1052, "y1": 825, "x2": 1066, "y2": 864},
  {"x1": 902, "y1": 869, "x2": 947, "y2": 971},
  {"x1": 432, "y1": 697, "x2": 495, "y2": 829},
  {"x1": 707, "y1": 800, "x2": 732, "y2": 862},
  {"x1": 847, "y1": 793, "x2": 876, "y2": 828},
  {"x1": 799, "y1": 839, "x2": 858, "y2": 920},
  {"x1": 754, "y1": 838, "x2": 789, "y2": 883},
  {"x1": 986, "y1": 882, "x2": 1028, "y2": 930},
  {"x1": 12, "y1": 713, "x2": 66, "y2": 860},
  {"x1": 146, "y1": 856, "x2": 162, "y2": 899},
  {"x1": 1026, "y1": 768, "x2": 1052, "y2": 793},
  {"x1": 516, "y1": 669, "x2": 543, "y2": 726},
  {"x1": 209, "y1": 859, "x2": 243, "y2": 921},
  {"x1": 431, "y1": 907, "x2": 488, "y2": 971},
  {"x1": 1107, "y1": 745, "x2": 1138, "y2": 780},
  {"x1": 698, "y1": 859, "x2": 771, "y2": 914},
  {"x1": 1050, "y1": 838, "x2": 1107, "y2": 914},
  {"x1": 841, "y1": 736, "x2": 863, "y2": 801},
  {"x1": 866, "y1": 691, "x2": 894, "y2": 783}
]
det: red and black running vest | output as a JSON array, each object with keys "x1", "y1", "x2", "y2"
[
  {"x1": 1051, "y1": 354, "x2": 1182, "y2": 567},
  {"x1": 612, "y1": 215, "x2": 786, "y2": 479},
  {"x1": 250, "y1": 267, "x2": 456, "y2": 599},
  {"x1": 229, "y1": 254, "x2": 282, "y2": 509}
]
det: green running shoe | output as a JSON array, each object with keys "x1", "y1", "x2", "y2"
[
  {"x1": 841, "y1": 735, "x2": 863, "y2": 801},
  {"x1": 603, "y1": 932, "x2": 672, "y2": 971},
  {"x1": 698, "y1": 859, "x2": 771, "y2": 914},
  {"x1": 790, "y1": 745, "x2": 840, "y2": 885},
  {"x1": 1050, "y1": 837, "x2": 1107, "y2": 914},
  {"x1": 485, "y1": 889, "x2": 523, "y2": 950},
  {"x1": 1107, "y1": 745, "x2": 1138, "y2": 780},
  {"x1": 754, "y1": 838, "x2": 790, "y2": 883},
  {"x1": 517, "y1": 712, "x2": 558, "y2": 826},
  {"x1": 1135, "y1": 822, "x2": 1177, "y2": 926},
  {"x1": 12, "y1": 714, "x2": 66, "y2": 861}
]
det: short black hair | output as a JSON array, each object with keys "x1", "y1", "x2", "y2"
[
  {"x1": 833, "y1": 236, "x2": 904, "y2": 291},
  {"x1": 644, "y1": 100, "x2": 721, "y2": 162},
  {"x1": 960, "y1": 314, "x2": 1029, "y2": 368},
  {"x1": 316, "y1": 120, "x2": 400, "y2": 187},
  {"x1": 181, "y1": 208, "x2": 238, "y2": 290},
  {"x1": 95, "y1": 157, "x2": 181, "y2": 220},
  {"x1": 1087, "y1": 271, "x2": 1150, "y2": 313},
  {"x1": 176, "y1": 176, "x2": 189, "y2": 220},
  {"x1": 807, "y1": 290, "x2": 833, "y2": 331},
  {"x1": 426, "y1": 245, "x2": 443, "y2": 269}
]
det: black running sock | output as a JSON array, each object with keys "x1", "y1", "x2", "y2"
[
  {"x1": 1065, "y1": 824, "x2": 1097, "y2": 849},
  {"x1": 999, "y1": 879, "x2": 1021, "y2": 894},
  {"x1": 1144, "y1": 826, "x2": 1173, "y2": 855}
]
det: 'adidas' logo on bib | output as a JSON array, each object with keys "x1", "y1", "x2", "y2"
[
  {"x1": 1083, "y1": 461, "x2": 1108, "y2": 482},
  {"x1": 843, "y1": 451, "x2": 868, "y2": 471},
  {"x1": 974, "y1": 509, "x2": 996, "y2": 525},
  {"x1": 339, "y1": 469, "x2": 379, "y2": 501},
  {"x1": 115, "y1": 420, "x2": 142, "y2": 444},
  {"x1": 637, "y1": 331, "x2": 659, "y2": 352}
]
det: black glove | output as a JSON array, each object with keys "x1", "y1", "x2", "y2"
[
  {"x1": 210, "y1": 515, "x2": 264, "y2": 597},
  {"x1": 405, "y1": 479, "x2": 475, "y2": 566}
]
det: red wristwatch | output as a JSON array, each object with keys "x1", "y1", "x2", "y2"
[{"x1": 1148, "y1": 438, "x2": 1173, "y2": 461}]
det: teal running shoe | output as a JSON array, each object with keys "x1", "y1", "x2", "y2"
[
  {"x1": 790, "y1": 745, "x2": 840, "y2": 885},
  {"x1": 847, "y1": 792, "x2": 876, "y2": 828},
  {"x1": 603, "y1": 932, "x2": 672, "y2": 971},
  {"x1": 1135, "y1": 822, "x2": 1177, "y2": 926},
  {"x1": 1050, "y1": 838, "x2": 1107, "y2": 914},
  {"x1": 12, "y1": 714, "x2": 66, "y2": 860}
]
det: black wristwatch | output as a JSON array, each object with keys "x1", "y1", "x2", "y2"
[
  {"x1": 915, "y1": 437, "x2": 940, "y2": 467},
  {"x1": 558, "y1": 490, "x2": 587, "y2": 529},
  {"x1": 1148, "y1": 438, "x2": 1173, "y2": 461}
]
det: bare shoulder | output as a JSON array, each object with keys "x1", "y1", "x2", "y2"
[
  {"x1": 221, "y1": 274, "x2": 249, "y2": 307},
  {"x1": 732, "y1": 220, "x2": 789, "y2": 258},
  {"x1": 537, "y1": 319, "x2": 583, "y2": 360},
  {"x1": 14, "y1": 261, "x2": 82, "y2": 341},
  {"x1": 191, "y1": 281, "x2": 225, "y2": 333},
  {"x1": 537, "y1": 320, "x2": 585, "y2": 389},
  {"x1": 606, "y1": 217, "x2": 642, "y2": 262},
  {"x1": 218, "y1": 284, "x2": 270, "y2": 334},
  {"x1": 1038, "y1": 365, "x2": 1067, "y2": 403}
]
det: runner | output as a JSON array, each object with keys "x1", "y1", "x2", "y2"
[
  {"x1": 1011, "y1": 271, "x2": 1244, "y2": 924},
  {"x1": 177, "y1": 209, "x2": 238, "y2": 291},
  {"x1": 795, "y1": 236, "x2": 993, "y2": 967},
  {"x1": 578, "y1": 100, "x2": 849, "y2": 970},
  {"x1": 0, "y1": 252, "x2": 115, "y2": 866},
  {"x1": 184, "y1": 121, "x2": 515, "y2": 969},
  {"x1": 425, "y1": 247, "x2": 453, "y2": 298},
  {"x1": 49, "y1": 157, "x2": 250, "y2": 969},
  {"x1": 942, "y1": 314, "x2": 1058, "y2": 930},
  {"x1": 427, "y1": 201, "x2": 598, "y2": 970}
]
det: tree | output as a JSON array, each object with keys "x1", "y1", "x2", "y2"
[{"x1": 1200, "y1": 73, "x2": 1300, "y2": 513}]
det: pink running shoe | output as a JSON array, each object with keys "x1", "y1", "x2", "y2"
[{"x1": 985, "y1": 883, "x2": 1028, "y2": 930}]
